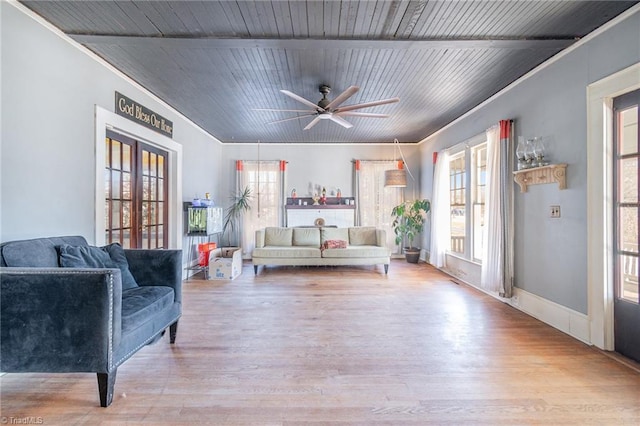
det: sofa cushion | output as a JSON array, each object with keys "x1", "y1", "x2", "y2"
[
  {"x1": 321, "y1": 227, "x2": 349, "y2": 245},
  {"x1": 264, "y1": 227, "x2": 293, "y2": 246},
  {"x1": 58, "y1": 243, "x2": 139, "y2": 290},
  {"x1": 253, "y1": 246, "x2": 321, "y2": 258},
  {"x1": 121, "y1": 286, "x2": 174, "y2": 334},
  {"x1": 349, "y1": 227, "x2": 377, "y2": 246},
  {"x1": 0, "y1": 236, "x2": 88, "y2": 267},
  {"x1": 293, "y1": 228, "x2": 320, "y2": 247}
]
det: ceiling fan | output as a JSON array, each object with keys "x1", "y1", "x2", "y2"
[{"x1": 254, "y1": 85, "x2": 399, "y2": 130}]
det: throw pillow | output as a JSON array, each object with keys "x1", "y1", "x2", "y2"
[
  {"x1": 58, "y1": 243, "x2": 139, "y2": 290},
  {"x1": 348, "y1": 227, "x2": 377, "y2": 246},
  {"x1": 320, "y1": 227, "x2": 349, "y2": 245},
  {"x1": 323, "y1": 239, "x2": 348, "y2": 250}
]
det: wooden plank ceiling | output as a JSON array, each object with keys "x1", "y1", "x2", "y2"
[{"x1": 20, "y1": 0, "x2": 638, "y2": 144}]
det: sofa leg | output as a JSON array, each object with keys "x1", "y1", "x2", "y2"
[
  {"x1": 254, "y1": 265, "x2": 258, "y2": 274},
  {"x1": 169, "y1": 321, "x2": 179, "y2": 344},
  {"x1": 384, "y1": 264, "x2": 389, "y2": 274},
  {"x1": 97, "y1": 370, "x2": 117, "y2": 407}
]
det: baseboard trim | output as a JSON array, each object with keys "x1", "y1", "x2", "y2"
[{"x1": 510, "y1": 287, "x2": 590, "y2": 344}]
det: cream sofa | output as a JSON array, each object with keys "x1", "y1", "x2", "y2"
[{"x1": 252, "y1": 226, "x2": 391, "y2": 274}]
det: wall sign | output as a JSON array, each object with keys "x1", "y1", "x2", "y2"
[{"x1": 115, "y1": 92, "x2": 173, "y2": 138}]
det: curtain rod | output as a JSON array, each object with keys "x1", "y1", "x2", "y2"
[{"x1": 350, "y1": 159, "x2": 401, "y2": 163}]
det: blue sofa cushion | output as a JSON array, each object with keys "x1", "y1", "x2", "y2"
[
  {"x1": 58, "y1": 243, "x2": 139, "y2": 290},
  {"x1": 0, "y1": 236, "x2": 87, "y2": 267},
  {"x1": 121, "y1": 286, "x2": 174, "y2": 334}
]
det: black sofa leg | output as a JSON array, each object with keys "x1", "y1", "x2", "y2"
[
  {"x1": 254, "y1": 265, "x2": 258, "y2": 274},
  {"x1": 97, "y1": 370, "x2": 117, "y2": 407},
  {"x1": 384, "y1": 264, "x2": 389, "y2": 274},
  {"x1": 169, "y1": 321, "x2": 179, "y2": 344}
]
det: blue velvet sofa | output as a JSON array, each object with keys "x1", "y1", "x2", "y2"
[{"x1": 0, "y1": 236, "x2": 182, "y2": 407}]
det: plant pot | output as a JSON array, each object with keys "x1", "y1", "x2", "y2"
[{"x1": 403, "y1": 247, "x2": 420, "y2": 263}]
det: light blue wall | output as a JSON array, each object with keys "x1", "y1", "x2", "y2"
[
  {"x1": 219, "y1": 143, "x2": 420, "y2": 206},
  {"x1": 420, "y1": 8, "x2": 640, "y2": 314},
  {"x1": 1, "y1": 3, "x2": 223, "y2": 244}
]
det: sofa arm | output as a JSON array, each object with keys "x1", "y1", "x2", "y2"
[
  {"x1": 124, "y1": 249, "x2": 182, "y2": 304},
  {"x1": 255, "y1": 229, "x2": 265, "y2": 248},
  {"x1": 376, "y1": 229, "x2": 387, "y2": 247},
  {"x1": 0, "y1": 267, "x2": 122, "y2": 373}
]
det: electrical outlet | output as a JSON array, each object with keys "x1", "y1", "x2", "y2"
[{"x1": 550, "y1": 205, "x2": 561, "y2": 218}]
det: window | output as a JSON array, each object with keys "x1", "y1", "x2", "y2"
[
  {"x1": 448, "y1": 135, "x2": 487, "y2": 262},
  {"x1": 449, "y1": 153, "x2": 466, "y2": 254},
  {"x1": 239, "y1": 160, "x2": 284, "y2": 256},
  {"x1": 473, "y1": 145, "x2": 487, "y2": 261},
  {"x1": 356, "y1": 160, "x2": 404, "y2": 253}
]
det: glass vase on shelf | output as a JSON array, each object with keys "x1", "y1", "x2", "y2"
[
  {"x1": 532, "y1": 137, "x2": 548, "y2": 167},
  {"x1": 524, "y1": 138, "x2": 536, "y2": 169},
  {"x1": 516, "y1": 137, "x2": 527, "y2": 170}
]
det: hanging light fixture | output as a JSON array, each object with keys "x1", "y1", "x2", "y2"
[
  {"x1": 384, "y1": 139, "x2": 413, "y2": 188},
  {"x1": 384, "y1": 167, "x2": 407, "y2": 187}
]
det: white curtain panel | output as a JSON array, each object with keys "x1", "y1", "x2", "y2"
[
  {"x1": 429, "y1": 150, "x2": 450, "y2": 268},
  {"x1": 355, "y1": 160, "x2": 403, "y2": 254},
  {"x1": 239, "y1": 160, "x2": 283, "y2": 257},
  {"x1": 480, "y1": 120, "x2": 514, "y2": 297},
  {"x1": 481, "y1": 125, "x2": 504, "y2": 292}
]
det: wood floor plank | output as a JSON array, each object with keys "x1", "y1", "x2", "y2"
[{"x1": 1, "y1": 261, "x2": 639, "y2": 424}]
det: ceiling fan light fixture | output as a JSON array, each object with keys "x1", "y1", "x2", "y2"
[{"x1": 384, "y1": 168, "x2": 407, "y2": 187}]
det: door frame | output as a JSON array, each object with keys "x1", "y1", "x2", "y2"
[
  {"x1": 587, "y1": 62, "x2": 640, "y2": 350},
  {"x1": 95, "y1": 105, "x2": 183, "y2": 248}
]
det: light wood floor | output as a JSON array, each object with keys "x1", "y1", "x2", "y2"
[{"x1": 2, "y1": 261, "x2": 639, "y2": 425}]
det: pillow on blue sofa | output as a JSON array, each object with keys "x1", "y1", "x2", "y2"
[{"x1": 58, "y1": 243, "x2": 139, "y2": 290}]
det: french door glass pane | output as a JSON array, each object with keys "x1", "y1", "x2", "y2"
[
  {"x1": 150, "y1": 153, "x2": 157, "y2": 177},
  {"x1": 619, "y1": 157, "x2": 638, "y2": 203},
  {"x1": 122, "y1": 144, "x2": 131, "y2": 172},
  {"x1": 104, "y1": 169, "x2": 111, "y2": 198},
  {"x1": 112, "y1": 171, "x2": 121, "y2": 199},
  {"x1": 619, "y1": 107, "x2": 638, "y2": 155},
  {"x1": 112, "y1": 201, "x2": 121, "y2": 229},
  {"x1": 619, "y1": 207, "x2": 638, "y2": 250},
  {"x1": 123, "y1": 172, "x2": 131, "y2": 199},
  {"x1": 122, "y1": 201, "x2": 131, "y2": 227},
  {"x1": 112, "y1": 141, "x2": 121, "y2": 170},
  {"x1": 158, "y1": 156, "x2": 164, "y2": 178},
  {"x1": 158, "y1": 178, "x2": 164, "y2": 201}
]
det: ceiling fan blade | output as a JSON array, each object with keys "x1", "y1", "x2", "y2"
[
  {"x1": 337, "y1": 112, "x2": 390, "y2": 118},
  {"x1": 281, "y1": 90, "x2": 324, "y2": 111},
  {"x1": 303, "y1": 116, "x2": 322, "y2": 130},
  {"x1": 254, "y1": 108, "x2": 316, "y2": 113},
  {"x1": 325, "y1": 85, "x2": 359, "y2": 110},
  {"x1": 267, "y1": 114, "x2": 316, "y2": 125},
  {"x1": 335, "y1": 97, "x2": 400, "y2": 113},
  {"x1": 329, "y1": 115, "x2": 353, "y2": 129}
]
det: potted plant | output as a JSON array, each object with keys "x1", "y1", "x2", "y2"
[
  {"x1": 222, "y1": 186, "x2": 252, "y2": 246},
  {"x1": 391, "y1": 199, "x2": 431, "y2": 263}
]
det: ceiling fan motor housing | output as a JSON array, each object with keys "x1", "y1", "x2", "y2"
[{"x1": 317, "y1": 85, "x2": 331, "y2": 110}]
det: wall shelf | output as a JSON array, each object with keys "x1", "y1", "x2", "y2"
[{"x1": 513, "y1": 163, "x2": 567, "y2": 193}]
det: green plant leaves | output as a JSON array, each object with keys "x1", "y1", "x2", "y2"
[{"x1": 391, "y1": 199, "x2": 430, "y2": 248}]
